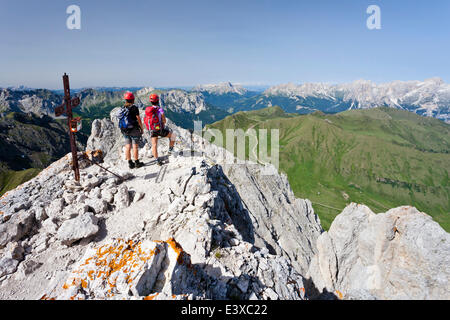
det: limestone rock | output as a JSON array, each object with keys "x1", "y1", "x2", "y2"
[
  {"x1": 101, "y1": 187, "x2": 117, "y2": 204},
  {"x1": 15, "y1": 259, "x2": 43, "y2": 280},
  {"x1": 114, "y1": 185, "x2": 130, "y2": 209},
  {"x1": 4, "y1": 242, "x2": 25, "y2": 261},
  {"x1": 56, "y1": 212, "x2": 99, "y2": 246},
  {"x1": 85, "y1": 199, "x2": 108, "y2": 215},
  {"x1": 43, "y1": 237, "x2": 306, "y2": 300},
  {"x1": 34, "y1": 206, "x2": 48, "y2": 222},
  {"x1": 86, "y1": 119, "x2": 118, "y2": 159},
  {"x1": 45, "y1": 198, "x2": 66, "y2": 220},
  {"x1": 0, "y1": 258, "x2": 19, "y2": 278},
  {"x1": 41, "y1": 218, "x2": 59, "y2": 235},
  {"x1": 133, "y1": 192, "x2": 145, "y2": 203},
  {"x1": 81, "y1": 176, "x2": 103, "y2": 189},
  {"x1": 307, "y1": 204, "x2": 450, "y2": 300},
  {"x1": 0, "y1": 210, "x2": 35, "y2": 249}
]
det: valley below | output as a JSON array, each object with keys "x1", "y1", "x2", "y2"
[{"x1": 206, "y1": 106, "x2": 450, "y2": 231}]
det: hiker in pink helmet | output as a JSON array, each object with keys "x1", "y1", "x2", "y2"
[{"x1": 144, "y1": 94, "x2": 176, "y2": 166}]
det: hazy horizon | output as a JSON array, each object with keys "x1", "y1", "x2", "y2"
[{"x1": 1, "y1": 77, "x2": 447, "y2": 92}]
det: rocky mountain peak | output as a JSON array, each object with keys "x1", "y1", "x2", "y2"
[
  {"x1": 193, "y1": 82, "x2": 248, "y2": 95},
  {"x1": 161, "y1": 90, "x2": 208, "y2": 114},
  {"x1": 136, "y1": 87, "x2": 156, "y2": 98},
  {"x1": 0, "y1": 88, "x2": 60, "y2": 116},
  {"x1": 423, "y1": 77, "x2": 444, "y2": 85}
]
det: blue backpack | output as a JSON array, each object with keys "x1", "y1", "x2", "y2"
[{"x1": 118, "y1": 106, "x2": 134, "y2": 130}]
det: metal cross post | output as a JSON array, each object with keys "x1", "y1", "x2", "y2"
[{"x1": 55, "y1": 73, "x2": 81, "y2": 181}]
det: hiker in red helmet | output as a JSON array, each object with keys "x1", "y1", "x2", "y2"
[
  {"x1": 119, "y1": 92, "x2": 144, "y2": 169},
  {"x1": 144, "y1": 94, "x2": 176, "y2": 166}
]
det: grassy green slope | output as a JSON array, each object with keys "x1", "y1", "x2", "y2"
[
  {"x1": 0, "y1": 112, "x2": 88, "y2": 196},
  {"x1": 206, "y1": 106, "x2": 450, "y2": 231},
  {"x1": 0, "y1": 168, "x2": 41, "y2": 196}
]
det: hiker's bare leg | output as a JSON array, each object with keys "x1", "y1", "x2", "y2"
[
  {"x1": 152, "y1": 137, "x2": 158, "y2": 159},
  {"x1": 125, "y1": 144, "x2": 132, "y2": 161},
  {"x1": 132, "y1": 143, "x2": 139, "y2": 161},
  {"x1": 168, "y1": 132, "x2": 176, "y2": 148}
]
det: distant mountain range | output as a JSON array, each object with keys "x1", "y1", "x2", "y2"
[
  {"x1": 0, "y1": 86, "x2": 233, "y2": 130},
  {"x1": 193, "y1": 82, "x2": 249, "y2": 95},
  {"x1": 191, "y1": 82, "x2": 260, "y2": 113},
  {"x1": 3, "y1": 78, "x2": 449, "y2": 122},
  {"x1": 209, "y1": 78, "x2": 450, "y2": 123}
]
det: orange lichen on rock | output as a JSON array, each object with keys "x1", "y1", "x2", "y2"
[
  {"x1": 166, "y1": 237, "x2": 186, "y2": 265},
  {"x1": 335, "y1": 290, "x2": 343, "y2": 299},
  {"x1": 87, "y1": 270, "x2": 94, "y2": 280},
  {"x1": 48, "y1": 237, "x2": 199, "y2": 300},
  {"x1": 165, "y1": 237, "x2": 197, "y2": 277},
  {"x1": 62, "y1": 278, "x2": 77, "y2": 289},
  {"x1": 144, "y1": 293, "x2": 159, "y2": 300},
  {"x1": 60, "y1": 239, "x2": 163, "y2": 298},
  {"x1": 80, "y1": 257, "x2": 93, "y2": 267}
]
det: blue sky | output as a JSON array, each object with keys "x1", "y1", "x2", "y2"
[{"x1": 0, "y1": 0, "x2": 449, "y2": 89}]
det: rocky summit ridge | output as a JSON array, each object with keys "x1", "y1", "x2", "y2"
[{"x1": 0, "y1": 109, "x2": 448, "y2": 300}]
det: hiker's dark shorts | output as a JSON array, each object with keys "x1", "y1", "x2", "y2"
[
  {"x1": 151, "y1": 127, "x2": 172, "y2": 138},
  {"x1": 122, "y1": 128, "x2": 142, "y2": 145},
  {"x1": 123, "y1": 134, "x2": 141, "y2": 145}
]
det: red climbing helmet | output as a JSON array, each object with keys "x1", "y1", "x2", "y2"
[
  {"x1": 149, "y1": 94, "x2": 159, "y2": 104},
  {"x1": 124, "y1": 92, "x2": 135, "y2": 101}
]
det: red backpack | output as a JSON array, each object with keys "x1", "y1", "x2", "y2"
[{"x1": 144, "y1": 106, "x2": 162, "y2": 131}]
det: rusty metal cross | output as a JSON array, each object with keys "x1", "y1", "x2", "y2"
[{"x1": 55, "y1": 73, "x2": 81, "y2": 182}]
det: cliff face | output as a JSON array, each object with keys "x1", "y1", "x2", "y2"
[
  {"x1": 0, "y1": 111, "x2": 448, "y2": 300},
  {"x1": 307, "y1": 203, "x2": 450, "y2": 299}
]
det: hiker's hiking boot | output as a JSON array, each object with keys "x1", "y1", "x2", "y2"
[
  {"x1": 157, "y1": 158, "x2": 163, "y2": 166},
  {"x1": 128, "y1": 160, "x2": 135, "y2": 169},
  {"x1": 134, "y1": 160, "x2": 144, "y2": 168}
]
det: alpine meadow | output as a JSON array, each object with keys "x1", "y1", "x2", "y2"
[{"x1": 206, "y1": 106, "x2": 450, "y2": 231}]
